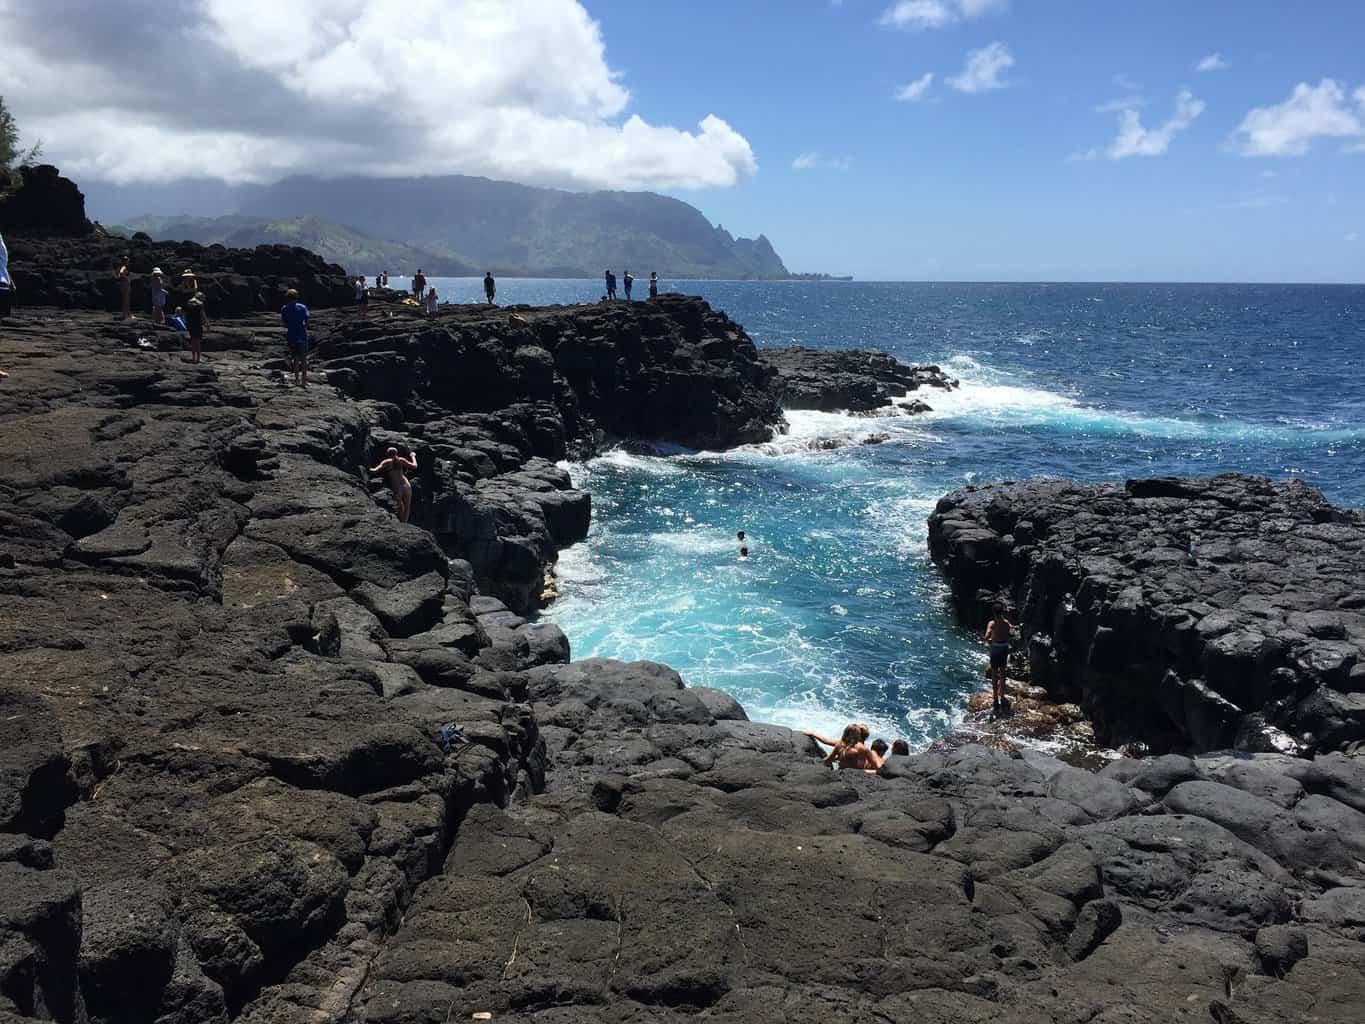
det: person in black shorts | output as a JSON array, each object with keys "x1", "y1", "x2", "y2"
[
  {"x1": 985, "y1": 602, "x2": 1015, "y2": 712},
  {"x1": 484, "y1": 272, "x2": 496, "y2": 304}
]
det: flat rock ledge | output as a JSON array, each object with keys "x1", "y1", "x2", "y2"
[
  {"x1": 4, "y1": 307, "x2": 1363, "y2": 1024},
  {"x1": 760, "y1": 345, "x2": 958, "y2": 412},
  {"x1": 928, "y1": 474, "x2": 1365, "y2": 754}
]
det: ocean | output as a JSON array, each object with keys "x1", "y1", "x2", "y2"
[{"x1": 413, "y1": 277, "x2": 1365, "y2": 749}]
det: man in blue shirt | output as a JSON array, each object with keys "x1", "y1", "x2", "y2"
[{"x1": 281, "y1": 288, "x2": 310, "y2": 387}]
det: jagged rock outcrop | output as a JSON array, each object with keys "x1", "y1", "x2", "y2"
[
  {"x1": 761, "y1": 345, "x2": 958, "y2": 412},
  {"x1": 928, "y1": 474, "x2": 1365, "y2": 754},
  {"x1": 2, "y1": 166, "x2": 353, "y2": 315},
  {"x1": 0, "y1": 165, "x2": 92, "y2": 238}
]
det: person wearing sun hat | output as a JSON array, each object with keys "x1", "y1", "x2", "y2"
[{"x1": 150, "y1": 267, "x2": 167, "y2": 324}]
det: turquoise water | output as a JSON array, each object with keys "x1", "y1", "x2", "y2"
[{"x1": 414, "y1": 278, "x2": 1365, "y2": 748}]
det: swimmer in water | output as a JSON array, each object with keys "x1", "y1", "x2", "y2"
[{"x1": 369, "y1": 446, "x2": 418, "y2": 523}]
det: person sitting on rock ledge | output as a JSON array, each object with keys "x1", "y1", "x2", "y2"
[
  {"x1": 807, "y1": 723, "x2": 882, "y2": 771},
  {"x1": 370, "y1": 446, "x2": 418, "y2": 523},
  {"x1": 985, "y1": 602, "x2": 1015, "y2": 713}
]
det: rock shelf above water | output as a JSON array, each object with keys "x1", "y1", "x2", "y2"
[
  {"x1": 929, "y1": 474, "x2": 1365, "y2": 754},
  {"x1": 761, "y1": 345, "x2": 958, "y2": 412}
]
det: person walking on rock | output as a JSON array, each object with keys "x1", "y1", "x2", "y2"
[
  {"x1": 184, "y1": 291, "x2": 209, "y2": 364},
  {"x1": 985, "y1": 602, "x2": 1015, "y2": 713},
  {"x1": 623, "y1": 269, "x2": 634, "y2": 301},
  {"x1": 648, "y1": 271, "x2": 658, "y2": 299},
  {"x1": 484, "y1": 271, "x2": 496, "y2": 305},
  {"x1": 281, "y1": 288, "x2": 310, "y2": 387},
  {"x1": 605, "y1": 269, "x2": 616, "y2": 300},
  {"x1": 370, "y1": 447, "x2": 418, "y2": 523},
  {"x1": 115, "y1": 254, "x2": 132, "y2": 319},
  {"x1": 149, "y1": 268, "x2": 167, "y2": 324}
]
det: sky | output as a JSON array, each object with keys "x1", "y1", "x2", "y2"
[{"x1": 1, "y1": 0, "x2": 1362, "y2": 282}]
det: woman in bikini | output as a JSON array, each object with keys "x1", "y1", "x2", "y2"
[
  {"x1": 369, "y1": 447, "x2": 418, "y2": 523},
  {"x1": 806, "y1": 723, "x2": 883, "y2": 772},
  {"x1": 985, "y1": 602, "x2": 1015, "y2": 712}
]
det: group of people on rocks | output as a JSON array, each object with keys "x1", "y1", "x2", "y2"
[
  {"x1": 604, "y1": 269, "x2": 658, "y2": 301},
  {"x1": 112, "y1": 256, "x2": 210, "y2": 362},
  {"x1": 807, "y1": 724, "x2": 911, "y2": 772}
]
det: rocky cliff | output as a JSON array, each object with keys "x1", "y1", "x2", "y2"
[
  {"x1": 1, "y1": 166, "x2": 353, "y2": 315},
  {"x1": 762, "y1": 346, "x2": 959, "y2": 412},
  {"x1": 2, "y1": 295, "x2": 1363, "y2": 1024},
  {"x1": 928, "y1": 475, "x2": 1365, "y2": 754}
]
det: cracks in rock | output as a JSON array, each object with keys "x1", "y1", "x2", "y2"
[{"x1": 500, "y1": 896, "x2": 534, "y2": 981}]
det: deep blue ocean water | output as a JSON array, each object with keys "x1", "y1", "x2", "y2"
[{"x1": 414, "y1": 277, "x2": 1365, "y2": 748}]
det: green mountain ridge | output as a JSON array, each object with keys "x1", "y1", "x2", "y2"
[{"x1": 122, "y1": 174, "x2": 795, "y2": 279}]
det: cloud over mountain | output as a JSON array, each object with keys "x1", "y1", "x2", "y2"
[{"x1": 0, "y1": 0, "x2": 757, "y2": 190}]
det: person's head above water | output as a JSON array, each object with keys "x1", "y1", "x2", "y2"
[
  {"x1": 737, "y1": 530, "x2": 745, "y2": 541},
  {"x1": 871, "y1": 738, "x2": 889, "y2": 756},
  {"x1": 739, "y1": 546, "x2": 749, "y2": 558},
  {"x1": 891, "y1": 739, "x2": 910, "y2": 756}
]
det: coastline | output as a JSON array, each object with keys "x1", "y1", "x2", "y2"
[{"x1": 3, "y1": 289, "x2": 1364, "y2": 1022}]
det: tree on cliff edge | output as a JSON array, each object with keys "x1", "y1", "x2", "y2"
[{"x1": 0, "y1": 96, "x2": 42, "y2": 177}]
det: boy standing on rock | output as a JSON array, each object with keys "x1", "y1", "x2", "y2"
[
  {"x1": 623, "y1": 270, "x2": 634, "y2": 300},
  {"x1": 484, "y1": 272, "x2": 496, "y2": 304},
  {"x1": 184, "y1": 292, "x2": 208, "y2": 364},
  {"x1": 281, "y1": 288, "x2": 310, "y2": 387},
  {"x1": 985, "y1": 602, "x2": 1015, "y2": 712},
  {"x1": 605, "y1": 269, "x2": 616, "y2": 300},
  {"x1": 115, "y1": 254, "x2": 132, "y2": 320}
]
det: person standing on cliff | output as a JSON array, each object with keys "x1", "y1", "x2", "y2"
[
  {"x1": 605, "y1": 269, "x2": 616, "y2": 300},
  {"x1": 183, "y1": 291, "x2": 208, "y2": 364},
  {"x1": 484, "y1": 272, "x2": 496, "y2": 305},
  {"x1": 115, "y1": 254, "x2": 132, "y2": 320},
  {"x1": 281, "y1": 288, "x2": 310, "y2": 387},
  {"x1": 648, "y1": 271, "x2": 658, "y2": 299},
  {"x1": 149, "y1": 268, "x2": 167, "y2": 324},
  {"x1": 985, "y1": 602, "x2": 1015, "y2": 712},
  {"x1": 0, "y1": 231, "x2": 14, "y2": 318},
  {"x1": 623, "y1": 270, "x2": 634, "y2": 300},
  {"x1": 355, "y1": 275, "x2": 369, "y2": 317},
  {"x1": 413, "y1": 269, "x2": 426, "y2": 303}
]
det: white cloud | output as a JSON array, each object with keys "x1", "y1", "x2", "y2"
[
  {"x1": 947, "y1": 42, "x2": 1015, "y2": 94},
  {"x1": 1113, "y1": 73, "x2": 1143, "y2": 92},
  {"x1": 1347, "y1": 232, "x2": 1359, "y2": 242},
  {"x1": 879, "y1": 0, "x2": 1006, "y2": 31},
  {"x1": 1230, "y1": 79, "x2": 1364, "y2": 157},
  {"x1": 1196, "y1": 53, "x2": 1230, "y2": 73},
  {"x1": 895, "y1": 73, "x2": 936, "y2": 103},
  {"x1": 1094, "y1": 96, "x2": 1145, "y2": 114},
  {"x1": 0, "y1": 0, "x2": 756, "y2": 189},
  {"x1": 791, "y1": 152, "x2": 853, "y2": 171},
  {"x1": 1260, "y1": 169, "x2": 1278, "y2": 178},
  {"x1": 1086, "y1": 88, "x2": 1205, "y2": 160}
]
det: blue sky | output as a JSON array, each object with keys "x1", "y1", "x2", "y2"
[
  {"x1": 4, "y1": 0, "x2": 1362, "y2": 282},
  {"x1": 590, "y1": 0, "x2": 1365, "y2": 281}
]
